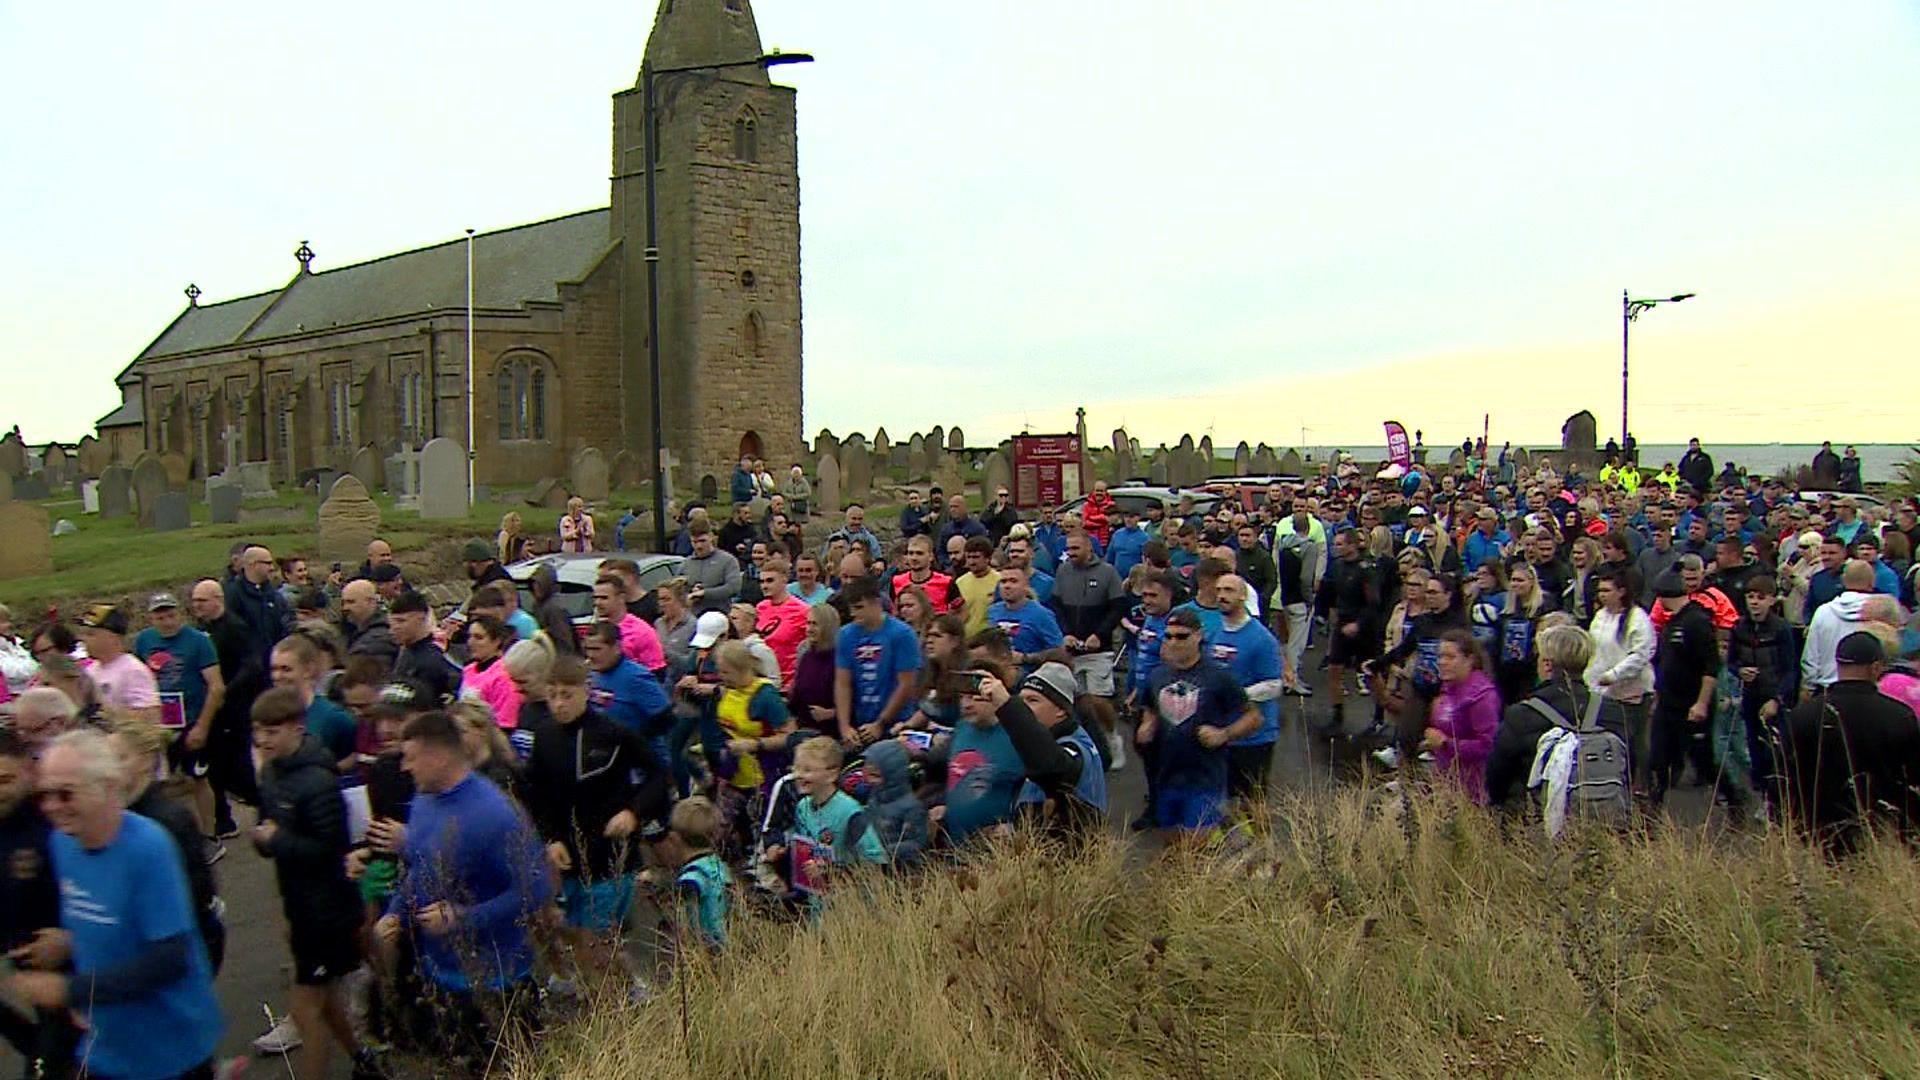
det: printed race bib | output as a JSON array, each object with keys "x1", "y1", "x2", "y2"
[{"x1": 157, "y1": 692, "x2": 188, "y2": 730}]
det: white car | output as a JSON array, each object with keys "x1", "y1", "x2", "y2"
[{"x1": 506, "y1": 552, "x2": 684, "y2": 628}]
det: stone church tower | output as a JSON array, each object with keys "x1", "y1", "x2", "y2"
[{"x1": 612, "y1": 0, "x2": 803, "y2": 480}]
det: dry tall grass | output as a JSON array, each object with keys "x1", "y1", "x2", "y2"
[{"x1": 515, "y1": 790, "x2": 1920, "y2": 1079}]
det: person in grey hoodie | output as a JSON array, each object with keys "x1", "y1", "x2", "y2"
[
  {"x1": 683, "y1": 521, "x2": 743, "y2": 616},
  {"x1": 1633, "y1": 523, "x2": 1681, "y2": 608},
  {"x1": 1801, "y1": 560, "x2": 1895, "y2": 693},
  {"x1": 861, "y1": 739, "x2": 928, "y2": 867}
]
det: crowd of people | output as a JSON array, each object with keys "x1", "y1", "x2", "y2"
[{"x1": 2, "y1": 436, "x2": 1917, "y2": 1078}]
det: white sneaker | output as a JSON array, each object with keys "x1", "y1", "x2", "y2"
[
  {"x1": 1105, "y1": 730, "x2": 1127, "y2": 771},
  {"x1": 1370, "y1": 746, "x2": 1401, "y2": 770},
  {"x1": 1417, "y1": 750, "x2": 1436, "y2": 764},
  {"x1": 252, "y1": 1016, "x2": 302, "y2": 1054},
  {"x1": 1355, "y1": 679, "x2": 1371, "y2": 697}
]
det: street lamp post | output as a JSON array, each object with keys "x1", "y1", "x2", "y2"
[
  {"x1": 1620, "y1": 289, "x2": 1695, "y2": 455},
  {"x1": 642, "y1": 49, "x2": 813, "y2": 552}
]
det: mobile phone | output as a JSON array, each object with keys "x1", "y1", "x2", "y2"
[{"x1": 959, "y1": 671, "x2": 987, "y2": 694}]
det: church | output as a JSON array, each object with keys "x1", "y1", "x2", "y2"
[{"x1": 97, "y1": 0, "x2": 803, "y2": 492}]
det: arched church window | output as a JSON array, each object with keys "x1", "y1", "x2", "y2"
[
  {"x1": 495, "y1": 354, "x2": 555, "y2": 441},
  {"x1": 744, "y1": 310, "x2": 766, "y2": 358},
  {"x1": 733, "y1": 110, "x2": 758, "y2": 163}
]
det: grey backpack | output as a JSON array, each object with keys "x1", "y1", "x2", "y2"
[{"x1": 1525, "y1": 693, "x2": 1631, "y2": 824}]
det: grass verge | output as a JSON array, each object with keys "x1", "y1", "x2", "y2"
[{"x1": 516, "y1": 790, "x2": 1920, "y2": 1079}]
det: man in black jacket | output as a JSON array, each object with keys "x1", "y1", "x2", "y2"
[
  {"x1": 339, "y1": 579, "x2": 400, "y2": 667},
  {"x1": 225, "y1": 544, "x2": 293, "y2": 664},
  {"x1": 1677, "y1": 437, "x2": 1714, "y2": 495},
  {"x1": 1650, "y1": 571, "x2": 1719, "y2": 807},
  {"x1": 389, "y1": 591, "x2": 461, "y2": 705},
  {"x1": 250, "y1": 687, "x2": 379, "y2": 1080},
  {"x1": 1314, "y1": 527, "x2": 1380, "y2": 728},
  {"x1": 0, "y1": 731, "x2": 77, "y2": 1075},
  {"x1": 1485, "y1": 625, "x2": 1629, "y2": 807},
  {"x1": 192, "y1": 577, "x2": 265, "y2": 830},
  {"x1": 1777, "y1": 631, "x2": 1920, "y2": 854}
]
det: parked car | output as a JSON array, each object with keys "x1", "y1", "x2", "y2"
[
  {"x1": 1796, "y1": 490, "x2": 1885, "y2": 511},
  {"x1": 1057, "y1": 485, "x2": 1224, "y2": 520},
  {"x1": 1198, "y1": 475, "x2": 1306, "y2": 511},
  {"x1": 506, "y1": 552, "x2": 684, "y2": 630}
]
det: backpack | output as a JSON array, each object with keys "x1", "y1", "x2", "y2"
[{"x1": 1525, "y1": 692, "x2": 1631, "y2": 825}]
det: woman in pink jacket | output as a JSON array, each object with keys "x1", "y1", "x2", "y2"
[
  {"x1": 459, "y1": 614, "x2": 523, "y2": 730},
  {"x1": 1423, "y1": 628, "x2": 1501, "y2": 804}
]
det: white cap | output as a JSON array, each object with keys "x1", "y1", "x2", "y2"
[{"x1": 690, "y1": 611, "x2": 729, "y2": 649}]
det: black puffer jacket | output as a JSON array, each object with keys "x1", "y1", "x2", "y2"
[
  {"x1": 520, "y1": 703, "x2": 670, "y2": 879},
  {"x1": 1484, "y1": 679, "x2": 1629, "y2": 808},
  {"x1": 255, "y1": 736, "x2": 361, "y2": 930}
]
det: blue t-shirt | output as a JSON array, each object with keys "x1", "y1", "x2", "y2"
[
  {"x1": 943, "y1": 720, "x2": 1027, "y2": 841},
  {"x1": 1174, "y1": 600, "x2": 1226, "y2": 642},
  {"x1": 590, "y1": 658, "x2": 672, "y2": 735},
  {"x1": 835, "y1": 617, "x2": 923, "y2": 728},
  {"x1": 132, "y1": 626, "x2": 219, "y2": 726},
  {"x1": 985, "y1": 598, "x2": 1065, "y2": 663},
  {"x1": 1128, "y1": 611, "x2": 1170, "y2": 698},
  {"x1": 1146, "y1": 659, "x2": 1249, "y2": 793},
  {"x1": 1206, "y1": 618, "x2": 1283, "y2": 746},
  {"x1": 51, "y1": 813, "x2": 223, "y2": 1079},
  {"x1": 505, "y1": 608, "x2": 541, "y2": 644},
  {"x1": 306, "y1": 696, "x2": 358, "y2": 763}
]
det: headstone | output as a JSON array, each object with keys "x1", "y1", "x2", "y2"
[
  {"x1": 1560, "y1": 411, "x2": 1598, "y2": 454},
  {"x1": 419, "y1": 438, "x2": 469, "y2": 519},
  {"x1": 81, "y1": 481, "x2": 100, "y2": 514},
  {"x1": 52, "y1": 519, "x2": 76, "y2": 537},
  {"x1": 1198, "y1": 435, "x2": 1214, "y2": 467},
  {"x1": 658, "y1": 449, "x2": 679, "y2": 500},
  {"x1": 1182, "y1": 449, "x2": 1208, "y2": 487},
  {"x1": 815, "y1": 455, "x2": 842, "y2": 514},
  {"x1": 947, "y1": 427, "x2": 965, "y2": 452},
  {"x1": 889, "y1": 444, "x2": 908, "y2": 470},
  {"x1": 843, "y1": 441, "x2": 871, "y2": 501},
  {"x1": 150, "y1": 491, "x2": 191, "y2": 533},
  {"x1": 932, "y1": 453, "x2": 964, "y2": 498},
  {"x1": 0, "y1": 472, "x2": 10, "y2": 503},
  {"x1": 132, "y1": 457, "x2": 168, "y2": 525},
  {"x1": 1447, "y1": 448, "x2": 1467, "y2": 472},
  {"x1": 983, "y1": 450, "x2": 1013, "y2": 499},
  {"x1": 1111, "y1": 428, "x2": 1130, "y2": 456},
  {"x1": 1112, "y1": 443, "x2": 1136, "y2": 483},
  {"x1": 1277, "y1": 448, "x2": 1305, "y2": 477},
  {"x1": 349, "y1": 444, "x2": 385, "y2": 493},
  {"x1": 387, "y1": 446, "x2": 422, "y2": 503},
  {"x1": 570, "y1": 447, "x2": 610, "y2": 502},
  {"x1": 527, "y1": 478, "x2": 571, "y2": 509},
  {"x1": 76, "y1": 435, "x2": 110, "y2": 478},
  {"x1": 317, "y1": 476, "x2": 380, "y2": 557},
  {"x1": 0, "y1": 432, "x2": 26, "y2": 478},
  {"x1": 698, "y1": 474, "x2": 719, "y2": 504},
  {"x1": 1254, "y1": 444, "x2": 1279, "y2": 473},
  {"x1": 98, "y1": 466, "x2": 131, "y2": 519},
  {"x1": 926, "y1": 426, "x2": 945, "y2": 456},
  {"x1": 219, "y1": 427, "x2": 243, "y2": 476},
  {"x1": 1511, "y1": 447, "x2": 1531, "y2": 471},
  {"x1": 12, "y1": 475, "x2": 48, "y2": 501},
  {"x1": 158, "y1": 451, "x2": 189, "y2": 490},
  {"x1": 872, "y1": 428, "x2": 891, "y2": 459},
  {"x1": 1149, "y1": 448, "x2": 1169, "y2": 485},
  {"x1": 906, "y1": 434, "x2": 928, "y2": 480},
  {"x1": 40, "y1": 446, "x2": 71, "y2": 488},
  {"x1": 208, "y1": 482, "x2": 242, "y2": 524},
  {"x1": 0, "y1": 502, "x2": 52, "y2": 578},
  {"x1": 1234, "y1": 441, "x2": 1252, "y2": 477},
  {"x1": 1178, "y1": 433, "x2": 1196, "y2": 454},
  {"x1": 609, "y1": 449, "x2": 641, "y2": 490},
  {"x1": 233, "y1": 461, "x2": 275, "y2": 498}
]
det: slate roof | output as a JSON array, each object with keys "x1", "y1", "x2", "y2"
[
  {"x1": 96, "y1": 398, "x2": 143, "y2": 428},
  {"x1": 132, "y1": 208, "x2": 612, "y2": 364}
]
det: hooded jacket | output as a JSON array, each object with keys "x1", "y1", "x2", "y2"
[
  {"x1": 1485, "y1": 679, "x2": 1630, "y2": 807},
  {"x1": 1801, "y1": 591, "x2": 1873, "y2": 690},
  {"x1": 521, "y1": 703, "x2": 671, "y2": 879},
  {"x1": 861, "y1": 739, "x2": 928, "y2": 866},
  {"x1": 1430, "y1": 669, "x2": 1501, "y2": 803},
  {"x1": 255, "y1": 735, "x2": 361, "y2": 930}
]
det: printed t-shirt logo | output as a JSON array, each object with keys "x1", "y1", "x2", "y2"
[{"x1": 1157, "y1": 680, "x2": 1201, "y2": 726}]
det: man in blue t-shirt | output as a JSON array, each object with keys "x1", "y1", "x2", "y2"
[
  {"x1": 132, "y1": 592, "x2": 226, "y2": 834},
  {"x1": 1135, "y1": 610, "x2": 1258, "y2": 833},
  {"x1": 7, "y1": 732, "x2": 223, "y2": 1079},
  {"x1": 1206, "y1": 575, "x2": 1285, "y2": 805},
  {"x1": 939, "y1": 669, "x2": 1029, "y2": 842},
  {"x1": 986, "y1": 567, "x2": 1065, "y2": 675},
  {"x1": 834, "y1": 578, "x2": 923, "y2": 747}
]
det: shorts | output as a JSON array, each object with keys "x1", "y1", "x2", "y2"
[
  {"x1": 1226, "y1": 743, "x2": 1274, "y2": 801},
  {"x1": 1070, "y1": 651, "x2": 1117, "y2": 697},
  {"x1": 166, "y1": 734, "x2": 212, "y2": 780},
  {"x1": 1326, "y1": 624, "x2": 1378, "y2": 668},
  {"x1": 559, "y1": 873, "x2": 637, "y2": 932},
  {"x1": 1154, "y1": 785, "x2": 1227, "y2": 831},
  {"x1": 289, "y1": 920, "x2": 361, "y2": 985}
]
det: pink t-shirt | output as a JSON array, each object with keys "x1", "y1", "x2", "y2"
[
  {"x1": 756, "y1": 594, "x2": 812, "y2": 687},
  {"x1": 89, "y1": 652, "x2": 159, "y2": 711},
  {"x1": 618, "y1": 613, "x2": 667, "y2": 672},
  {"x1": 1879, "y1": 671, "x2": 1920, "y2": 724},
  {"x1": 461, "y1": 656, "x2": 524, "y2": 730}
]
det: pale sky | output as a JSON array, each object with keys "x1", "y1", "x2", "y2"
[{"x1": 3, "y1": 1, "x2": 1916, "y2": 449}]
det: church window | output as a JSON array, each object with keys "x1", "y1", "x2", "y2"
[
  {"x1": 326, "y1": 370, "x2": 352, "y2": 447},
  {"x1": 744, "y1": 310, "x2": 766, "y2": 358},
  {"x1": 723, "y1": 0, "x2": 742, "y2": 12},
  {"x1": 495, "y1": 353, "x2": 554, "y2": 441},
  {"x1": 733, "y1": 110, "x2": 758, "y2": 163}
]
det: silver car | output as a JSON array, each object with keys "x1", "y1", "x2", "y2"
[{"x1": 506, "y1": 552, "x2": 685, "y2": 628}]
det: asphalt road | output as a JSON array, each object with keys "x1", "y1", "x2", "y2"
[{"x1": 6, "y1": 638, "x2": 1714, "y2": 1079}]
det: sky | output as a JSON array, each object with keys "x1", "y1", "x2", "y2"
[{"x1": 2, "y1": 0, "x2": 1916, "y2": 450}]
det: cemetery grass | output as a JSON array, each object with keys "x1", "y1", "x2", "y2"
[{"x1": 515, "y1": 789, "x2": 1920, "y2": 1080}]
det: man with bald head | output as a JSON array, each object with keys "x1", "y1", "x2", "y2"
[
  {"x1": 1208, "y1": 573, "x2": 1285, "y2": 803},
  {"x1": 360, "y1": 537, "x2": 395, "y2": 577},
  {"x1": 193, "y1": 577, "x2": 264, "y2": 830},
  {"x1": 1801, "y1": 560, "x2": 1886, "y2": 694},
  {"x1": 223, "y1": 544, "x2": 291, "y2": 665},
  {"x1": 338, "y1": 578, "x2": 398, "y2": 666}
]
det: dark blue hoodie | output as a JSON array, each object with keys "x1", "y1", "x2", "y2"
[{"x1": 862, "y1": 739, "x2": 928, "y2": 866}]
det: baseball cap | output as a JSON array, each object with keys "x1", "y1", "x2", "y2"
[
  {"x1": 1407, "y1": 505, "x2": 1429, "y2": 518},
  {"x1": 1020, "y1": 662, "x2": 1077, "y2": 715},
  {"x1": 369, "y1": 563, "x2": 405, "y2": 584},
  {"x1": 462, "y1": 538, "x2": 495, "y2": 562},
  {"x1": 1653, "y1": 571, "x2": 1688, "y2": 599},
  {"x1": 1835, "y1": 630, "x2": 1885, "y2": 666},
  {"x1": 76, "y1": 603, "x2": 128, "y2": 634},
  {"x1": 146, "y1": 592, "x2": 180, "y2": 612},
  {"x1": 1475, "y1": 506, "x2": 1497, "y2": 520},
  {"x1": 690, "y1": 611, "x2": 729, "y2": 649}
]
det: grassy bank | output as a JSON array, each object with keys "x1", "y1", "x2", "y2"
[{"x1": 518, "y1": 791, "x2": 1920, "y2": 1079}]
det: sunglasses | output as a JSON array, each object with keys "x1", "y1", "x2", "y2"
[{"x1": 1164, "y1": 631, "x2": 1197, "y2": 642}]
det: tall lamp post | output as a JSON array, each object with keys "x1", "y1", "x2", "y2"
[
  {"x1": 1621, "y1": 289, "x2": 1695, "y2": 454},
  {"x1": 642, "y1": 49, "x2": 813, "y2": 552}
]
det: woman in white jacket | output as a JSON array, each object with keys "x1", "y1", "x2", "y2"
[
  {"x1": 0, "y1": 603, "x2": 37, "y2": 695},
  {"x1": 1586, "y1": 567, "x2": 1655, "y2": 796}
]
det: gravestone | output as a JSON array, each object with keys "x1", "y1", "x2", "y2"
[
  {"x1": 0, "y1": 472, "x2": 10, "y2": 503},
  {"x1": 1178, "y1": 433, "x2": 1196, "y2": 454},
  {"x1": 947, "y1": 427, "x2": 965, "y2": 452},
  {"x1": 697, "y1": 474, "x2": 719, "y2": 504},
  {"x1": 1277, "y1": 448, "x2": 1305, "y2": 476},
  {"x1": 1198, "y1": 435, "x2": 1214, "y2": 469},
  {"x1": 1112, "y1": 443, "x2": 1136, "y2": 483},
  {"x1": 97, "y1": 467, "x2": 132, "y2": 519},
  {"x1": 1511, "y1": 447, "x2": 1531, "y2": 471},
  {"x1": 76, "y1": 435, "x2": 110, "y2": 478},
  {"x1": 12, "y1": 475, "x2": 48, "y2": 501},
  {"x1": 158, "y1": 452, "x2": 189, "y2": 490},
  {"x1": 658, "y1": 450, "x2": 679, "y2": 500},
  {"x1": 1112, "y1": 428, "x2": 1130, "y2": 455},
  {"x1": 40, "y1": 446, "x2": 70, "y2": 488},
  {"x1": 872, "y1": 428, "x2": 891, "y2": 459},
  {"x1": 418, "y1": 438, "x2": 469, "y2": 520},
  {"x1": 317, "y1": 475, "x2": 381, "y2": 558},
  {"x1": 815, "y1": 454, "x2": 842, "y2": 514},
  {"x1": 527, "y1": 478, "x2": 570, "y2": 509},
  {"x1": 570, "y1": 447, "x2": 610, "y2": 502},
  {"x1": 889, "y1": 444, "x2": 908, "y2": 470},
  {"x1": 1560, "y1": 411, "x2": 1598, "y2": 454},
  {"x1": 132, "y1": 457, "x2": 168, "y2": 525},
  {"x1": 1447, "y1": 448, "x2": 1468, "y2": 472},
  {"x1": 0, "y1": 502, "x2": 52, "y2": 578},
  {"x1": 927, "y1": 426, "x2": 945, "y2": 456},
  {"x1": 932, "y1": 453, "x2": 964, "y2": 498},
  {"x1": 80, "y1": 480, "x2": 99, "y2": 513},
  {"x1": 151, "y1": 492, "x2": 191, "y2": 533},
  {"x1": 208, "y1": 482, "x2": 242, "y2": 524},
  {"x1": 1254, "y1": 444, "x2": 1279, "y2": 473},
  {"x1": 983, "y1": 450, "x2": 1013, "y2": 500},
  {"x1": 349, "y1": 444, "x2": 385, "y2": 493},
  {"x1": 609, "y1": 449, "x2": 641, "y2": 490},
  {"x1": 1234, "y1": 441, "x2": 1252, "y2": 477},
  {"x1": 905, "y1": 435, "x2": 929, "y2": 481},
  {"x1": 813, "y1": 429, "x2": 837, "y2": 460},
  {"x1": 387, "y1": 445, "x2": 422, "y2": 506},
  {"x1": 1149, "y1": 448, "x2": 1170, "y2": 485},
  {"x1": 233, "y1": 461, "x2": 274, "y2": 498},
  {"x1": 843, "y1": 441, "x2": 871, "y2": 501},
  {"x1": 0, "y1": 432, "x2": 26, "y2": 477}
]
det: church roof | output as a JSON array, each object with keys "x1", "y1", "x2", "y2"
[
  {"x1": 96, "y1": 397, "x2": 143, "y2": 428},
  {"x1": 132, "y1": 208, "x2": 612, "y2": 364}
]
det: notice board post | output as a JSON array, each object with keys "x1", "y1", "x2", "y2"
[{"x1": 1012, "y1": 434, "x2": 1083, "y2": 509}]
